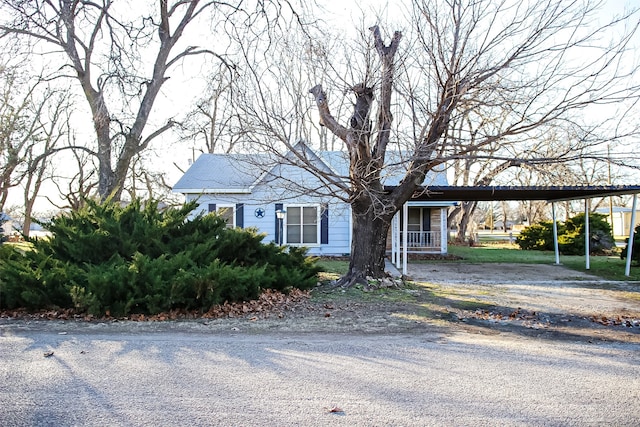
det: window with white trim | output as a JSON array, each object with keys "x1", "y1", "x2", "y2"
[{"x1": 285, "y1": 205, "x2": 319, "y2": 245}]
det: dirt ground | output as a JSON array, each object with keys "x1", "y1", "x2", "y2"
[
  {"x1": 242, "y1": 262, "x2": 637, "y2": 343},
  {"x1": 399, "y1": 262, "x2": 640, "y2": 342}
]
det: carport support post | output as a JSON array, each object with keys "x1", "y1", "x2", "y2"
[
  {"x1": 585, "y1": 199, "x2": 590, "y2": 270},
  {"x1": 391, "y1": 213, "x2": 398, "y2": 267},
  {"x1": 440, "y1": 208, "x2": 448, "y2": 254},
  {"x1": 394, "y1": 213, "x2": 401, "y2": 268},
  {"x1": 625, "y1": 194, "x2": 637, "y2": 276},
  {"x1": 552, "y1": 203, "x2": 560, "y2": 265}
]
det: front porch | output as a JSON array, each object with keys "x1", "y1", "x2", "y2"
[
  {"x1": 388, "y1": 202, "x2": 454, "y2": 264},
  {"x1": 401, "y1": 230, "x2": 443, "y2": 252}
]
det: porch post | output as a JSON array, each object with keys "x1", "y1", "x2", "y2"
[
  {"x1": 585, "y1": 199, "x2": 590, "y2": 270},
  {"x1": 392, "y1": 213, "x2": 399, "y2": 267},
  {"x1": 440, "y1": 208, "x2": 448, "y2": 254},
  {"x1": 552, "y1": 202, "x2": 560, "y2": 265},
  {"x1": 402, "y1": 202, "x2": 408, "y2": 276},
  {"x1": 625, "y1": 194, "x2": 637, "y2": 276}
]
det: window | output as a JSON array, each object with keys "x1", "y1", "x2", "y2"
[
  {"x1": 407, "y1": 208, "x2": 422, "y2": 232},
  {"x1": 402, "y1": 207, "x2": 431, "y2": 232},
  {"x1": 286, "y1": 206, "x2": 319, "y2": 245},
  {"x1": 216, "y1": 205, "x2": 235, "y2": 228}
]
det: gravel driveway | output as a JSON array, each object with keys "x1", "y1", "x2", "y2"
[
  {"x1": 1, "y1": 323, "x2": 639, "y2": 426},
  {"x1": 1, "y1": 262, "x2": 639, "y2": 426}
]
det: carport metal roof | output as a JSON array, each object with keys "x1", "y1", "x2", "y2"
[{"x1": 403, "y1": 185, "x2": 640, "y2": 202}]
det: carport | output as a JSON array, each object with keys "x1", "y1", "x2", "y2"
[{"x1": 390, "y1": 185, "x2": 640, "y2": 277}]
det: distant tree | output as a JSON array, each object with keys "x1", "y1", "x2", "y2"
[
  {"x1": 0, "y1": 65, "x2": 73, "y2": 232},
  {"x1": 559, "y1": 212, "x2": 615, "y2": 255},
  {"x1": 180, "y1": 63, "x2": 244, "y2": 155},
  {"x1": 621, "y1": 224, "x2": 640, "y2": 265}
]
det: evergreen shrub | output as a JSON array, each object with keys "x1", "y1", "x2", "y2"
[
  {"x1": 516, "y1": 213, "x2": 614, "y2": 255},
  {"x1": 514, "y1": 221, "x2": 562, "y2": 251},
  {"x1": 620, "y1": 224, "x2": 640, "y2": 265},
  {"x1": 0, "y1": 199, "x2": 320, "y2": 315}
]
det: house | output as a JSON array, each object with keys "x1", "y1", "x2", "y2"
[
  {"x1": 0, "y1": 212, "x2": 11, "y2": 238},
  {"x1": 172, "y1": 143, "x2": 456, "y2": 256},
  {"x1": 595, "y1": 206, "x2": 640, "y2": 237}
]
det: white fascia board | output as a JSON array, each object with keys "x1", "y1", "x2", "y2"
[
  {"x1": 407, "y1": 201, "x2": 457, "y2": 207},
  {"x1": 173, "y1": 188, "x2": 252, "y2": 194}
]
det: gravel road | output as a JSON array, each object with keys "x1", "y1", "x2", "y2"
[
  {"x1": 2, "y1": 262, "x2": 639, "y2": 426},
  {"x1": 1, "y1": 319, "x2": 639, "y2": 426}
]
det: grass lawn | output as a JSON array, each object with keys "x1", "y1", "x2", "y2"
[
  {"x1": 445, "y1": 244, "x2": 640, "y2": 281},
  {"x1": 315, "y1": 243, "x2": 640, "y2": 281}
]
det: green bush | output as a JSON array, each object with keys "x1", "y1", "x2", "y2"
[
  {"x1": 0, "y1": 198, "x2": 320, "y2": 315},
  {"x1": 515, "y1": 221, "x2": 562, "y2": 251},
  {"x1": 620, "y1": 224, "x2": 640, "y2": 265},
  {"x1": 516, "y1": 213, "x2": 614, "y2": 255}
]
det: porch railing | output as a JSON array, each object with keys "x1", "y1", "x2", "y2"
[{"x1": 401, "y1": 231, "x2": 441, "y2": 249}]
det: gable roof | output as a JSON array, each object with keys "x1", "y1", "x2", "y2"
[
  {"x1": 173, "y1": 146, "x2": 449, "y2": 194},
  {"x1": 317, "y1": 150, "x2": 448, "y2": 187},
  {"x1": 173, "y1": 154, "x2": 267, "y2": 193}
]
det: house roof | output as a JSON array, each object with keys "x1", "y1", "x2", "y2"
[
  {"x1": 316, "y1": 150, "x2": 448, "y2": 186},
  {"x1": 173, "y1": 148, "x2": 449, "y2": 193},
  {"x1": 404, "y1": 185, "x2": 640, "y2": 202},
  {"x1": 173, "y1": 154, "x2": 267, "y2": 193}
]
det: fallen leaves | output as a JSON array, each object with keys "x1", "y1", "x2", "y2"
[
  {"x1": 202, "y1": 289, "x2": 311, "y2": 320},
  {"x1": 0, "y1": 289, "x2": 312, "y2": 323},
  {"x1": 591, "y1": 315, "x2": 640, "y2": 328},
  {"x1": 459, "y1": 307, "x2": 640, "y2": 330}
]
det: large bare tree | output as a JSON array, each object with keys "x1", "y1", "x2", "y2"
[
  {"x1": 0, "y1": 0, "x2": 309, "y2": 201},
  {"x1": 305, "y1": 0, "x2": 640, "y2": 285}
]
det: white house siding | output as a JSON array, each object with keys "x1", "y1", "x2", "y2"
[{"x1": 185, "y1": 189, "x2": 352, "y2": 256}]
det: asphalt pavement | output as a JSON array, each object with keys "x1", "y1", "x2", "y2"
[{"x1": 1, "y1": 321, "x2": 639, "y2": 426}]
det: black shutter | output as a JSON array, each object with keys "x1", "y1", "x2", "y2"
[
  {"x1": 321, "y1": 204, "x2": 329, "y2": 244},
  {"x1": 208, "y1": 203, "x2": 216, "y2": 213},
  {"x1": 423, "y1": 208, "x2": 431, "y2": 245},
  {"x1": 422, "y1": 208, "x2": 431, "y2": 231},
  {"x1": 275, "y1": 203, "x2": 283, "y2": 244},
  {"x1": 235, "y1": 203, "x2": 244, "y2": 228}
]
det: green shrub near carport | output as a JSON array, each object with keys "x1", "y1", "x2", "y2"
[
  {"x1": 516, "y1": 213, "x2": 614, "y2": 255},
  {"x1": 0, "y1": 199, "x2": 319, "y2": 316}
]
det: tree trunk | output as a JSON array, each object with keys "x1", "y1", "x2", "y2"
[
  {"x1": 457, "y1": 201, "x2": 478, "y2": 242},
  {"x1": 338, "y1": 205, "x2": 391, "y2": 287}
]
